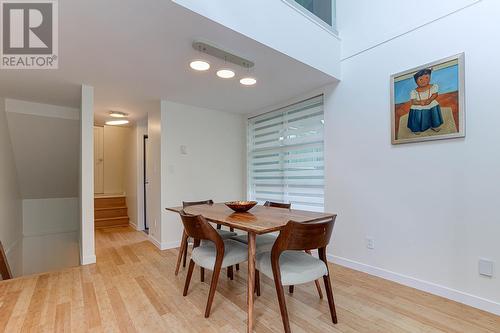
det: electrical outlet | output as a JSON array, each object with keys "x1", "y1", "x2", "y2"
[
  {"x1": 479, "y1": 259, "x2": 494, "y2": 277},
  {"x1": 366, "y1": 237, "x2": 375, "y2": 250}
]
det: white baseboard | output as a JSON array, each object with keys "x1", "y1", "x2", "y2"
[
  {"x1": 148, "y1": 235, "x2": 162, "y2": 249},
  {"x1": 162, "y1": 240, "x2": 181, "y2": 250},
  {"x1": 329, "y1": 254, "x2": 500, "y2": 316},
  {"x1": 81, "y1": 254, "x2": 96, "y2": 265},
  {"x1": 148, "y1": 235, "x2": 180, "y2": 251},
  {"x1": 129, "y1": 222, "x2": 144, "y2": 231}
]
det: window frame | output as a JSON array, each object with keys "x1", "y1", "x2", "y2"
[{"x1": 281, "y1": 0, "x2": 339, "y2": 37}]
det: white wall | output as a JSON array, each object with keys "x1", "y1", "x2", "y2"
[
  {"x1": 337, "y1": 0, "x2": 480, "y2": 59},
  {"x1": 124, "y1": 126, "x2": 138, "y2": 228},
  {"x1": 156, "y1": 101, "x2": 246, "y2": 248},
  {"x1": 0, "y1": 98, "x2": 23, "y2": 277},
  {"x1": 146, "y1": 106, "x2": 163, "y2": 246},
  {"x1": 173, "y1": 0, "x2": 341, "y2": 78},
  {"x1": 22, "y1": 198, "x2": 79, "y2": 275},
  {"x1": 125, "y1": 119, "x2": 148, "y2": 230},
  {"x1": 23, "y1": 198, "x2": 79, "y2": 236},
  {"x1": 80, "y1": 85, "x2": 95, "y2": 265},
  {"x1": 324, "y1": 0, "x2": 499, "y2": 314},
  {"x1": 103, "y1": 125, "x2": 129, "y2": 194},
  {"x1": 5, "y1": 99, "x2": 80, "y2": 199}
]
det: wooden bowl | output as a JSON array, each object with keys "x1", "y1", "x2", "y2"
[{"x1": 225, "y1": 201, "x2": 258, "y2": 213}]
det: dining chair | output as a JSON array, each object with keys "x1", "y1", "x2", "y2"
[
  {"x1": 175, "y1": 200, "x2": 237, "y2": 276},
  {"x1": 179, "y1": 210, "x2": 248, "y2": 318},
  {"x1": 231, "y1": 201, "x2": 323, "y2": 297},
  {"x1": 255, "y1": 218, "x2": 337, "y2": 333}
]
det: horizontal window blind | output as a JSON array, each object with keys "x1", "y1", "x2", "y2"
[{"x1": 248, "y1": 95, "x2": 324, "y2": 212}]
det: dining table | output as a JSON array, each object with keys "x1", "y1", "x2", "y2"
[{"x1": 165, "y1": 202, "x2": 336, "y2": 333}]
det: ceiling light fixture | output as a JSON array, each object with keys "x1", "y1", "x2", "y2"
[
  {"x1": 216, "y1": 69, "x2": 235, "y2": 79},
  {"x1": 240, "y1": 77, "x2": 257, "y2": 86},
  {"x1": 109, "y1": 111, "x2": 128, "y2": 118},
  {"x1": 106, "y1": 120, "x2": 129, "y2": 126},
  {"x1": 189, "y1": 60, "x2": 210, "y2": 71}
]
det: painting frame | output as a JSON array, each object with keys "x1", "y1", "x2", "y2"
[{"x1": 390, "y1": 53, "x2": 465, "y2": 145}]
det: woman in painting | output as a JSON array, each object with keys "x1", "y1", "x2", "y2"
[{"x1": 407, "y1": 68, "x2": 443, "y2": 134}]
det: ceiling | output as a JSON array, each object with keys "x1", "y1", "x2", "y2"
[{"x1": 0, "y1": 0, "x2": 336, "y2": 124}]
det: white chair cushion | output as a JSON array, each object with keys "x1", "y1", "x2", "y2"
[
  {"x1": 192, "y1": 239, "x2": 248, "y2": 269},
  {"x1": 231, "y1": 234, "x2": 277, "y2": 253},
  {"x1": 216, "y1": 229, "x2": 237, "y2": 239},
  {"x1": 256, "y1": 250, "x2": 328, "y2": 286},
  {"x1": 189, "y1": 229, "x2": 236, "y2": 243}
]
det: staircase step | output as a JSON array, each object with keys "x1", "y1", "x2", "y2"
[
  {"x1": 95, "y1": 207, "x2": 128, "y2": 219},
  {"x1": 95, "y1": 216, "x2": 129, "y2": 228},
  {"x1": 95, "y1": 206, "x2": 127, "y2": 211},
  {"x1": 95, "y1": 196, "x2": 126, "y2": 209}
]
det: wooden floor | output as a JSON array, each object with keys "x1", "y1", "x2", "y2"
[{"x1": 0, "y1": 227, "x2": 498, "y2": 333}]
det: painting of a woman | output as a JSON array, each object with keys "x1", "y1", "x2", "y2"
[
  {"x1": 408, "y1": 69, "x2": 443, "y2": 134},
  {"x1": 391, "y1": 54, "x2": 465, "y2": 144}
]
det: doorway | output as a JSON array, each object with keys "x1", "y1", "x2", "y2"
[{"x1": 143, "y1": 135, "x2": 149, "y2": 234}]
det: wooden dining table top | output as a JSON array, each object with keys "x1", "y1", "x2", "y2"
[{"x1": 166, "y1": 203, "x2": 336, "y2": 235}]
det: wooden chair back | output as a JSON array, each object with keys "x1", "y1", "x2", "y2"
[
  {"x1": 183, "y1": 200, "x2": 214, "y2": 208},
  {"x1": 264, "y1": 201, "x2": 291, "y2": 209},
  {"x1": 0, "y1": 241, "x2": 13, "y2": 280},
  {"x1": 182, "y1": 200, "x2": 224, "y2": 229},
  {"x1": 272, "y1": 217, "x2": 336, "y2": 254},
  {"x1": 178, "y1": 211, "x2": 223, "y2": 248}
]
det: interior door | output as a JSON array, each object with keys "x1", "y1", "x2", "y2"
[{"x1": 94, "y1": 126, "x2": 104, "y2": 194}]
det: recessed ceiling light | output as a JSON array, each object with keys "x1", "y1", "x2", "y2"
[
  {"x1": 216, "y1": 69, "x2": 235, "y2": 79},
  {"x1": 240, "y1": 77, "x2": 257, "y2": 86},
  {"x1": 189, "y1": 60, "x2": 210, "y2": 71},
  {"x1": 106, "y1": 120, "x2": 129, "y2": 126},
  {"x1": 109, "y1": 111, "x2": 128, "y2": 118}
]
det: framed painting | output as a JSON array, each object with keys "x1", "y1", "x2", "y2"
[{"x1": 391, "y1": 53, "x2": 465, "y2": 144}]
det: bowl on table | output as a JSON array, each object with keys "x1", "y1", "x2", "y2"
[{"x1": 225, "y1": 201, "x2": 258, "y2": 213}]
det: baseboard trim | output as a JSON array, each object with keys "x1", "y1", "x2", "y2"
[
  {"x1": 329, "y1": 254, "x2": 500, "y2": 316},
  {"x1": 81, "y1": 254, "x2": 96, "y2": 265},
  {"x1": 148, "y1": 235, "x2": 162, "y2": 249},
  {"x1": 162, "y1": 240, "x2": 181, "y2": 250},
  {"x1": 129, "y1": 222, "x2": 144, "y2": 231},
  {"x1": 148, "y1": 236, "x2": 180, "y2": 251}
]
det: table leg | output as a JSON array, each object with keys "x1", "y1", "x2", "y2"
[{"x1": 247, "y1": 232, "x2": 256, "y2": 333}]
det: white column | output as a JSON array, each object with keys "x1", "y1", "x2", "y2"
[{"x1": 80, "y1": 85, "x2": 96, "y2": 264}]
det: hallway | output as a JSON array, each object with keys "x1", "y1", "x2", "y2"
[{"x1": 0, "y1": 227, "x2": 498, "y2": 332}]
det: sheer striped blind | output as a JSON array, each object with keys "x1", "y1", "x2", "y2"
[{"x1": 247, "y1": 95, "x2": 324, "y2": 212}]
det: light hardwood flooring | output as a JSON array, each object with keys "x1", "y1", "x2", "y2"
[{"x1": 0, "y1": 226, "x2": 499, "y2": 332}]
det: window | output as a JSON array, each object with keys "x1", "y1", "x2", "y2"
[
  {"x1": 284, "y1": 0, "x2": 337, "y2": 32},
  {"x1": 247, "y1": 95, "x2": 325, "y2": 212}
]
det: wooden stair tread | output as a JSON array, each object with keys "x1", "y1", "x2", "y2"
[
  {"x1": 95, "y1": 216, "x2": 129, "y2": 222},
  {"x1": 95, "y1": 206, "x2": 127, "y2": 211}
]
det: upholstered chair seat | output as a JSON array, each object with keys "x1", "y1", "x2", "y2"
[
  {"x1": 231, "y1": 234, "x2": 277, "y2": 253},
  {"x1": 192, "y1": 239, "x2": 248, "y2": 269},
  {"x1": 256, "y1": 250, "x2": 328, "y2": 286}
]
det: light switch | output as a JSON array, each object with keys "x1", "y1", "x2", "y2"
[{"x1": 180, "y1": 145, "x2": 188, "y2": 155}]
